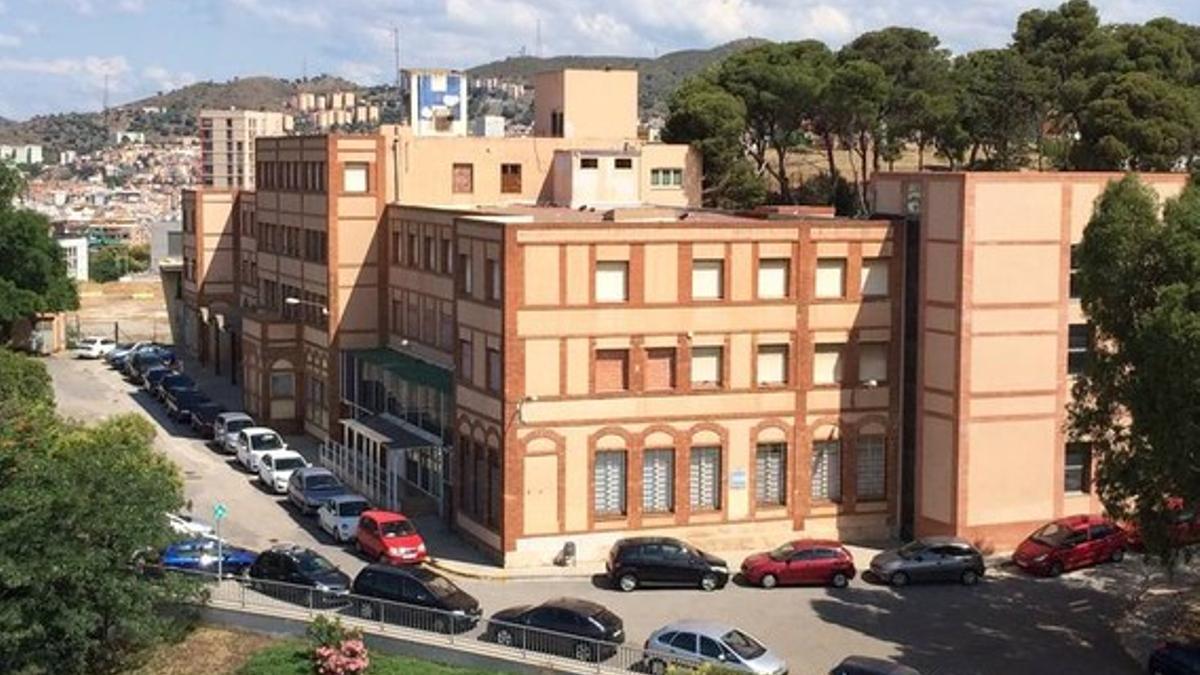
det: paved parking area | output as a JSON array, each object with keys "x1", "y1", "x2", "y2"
[{"x1": 48, "y1": 355, "x2": 1147, "y2": 675}]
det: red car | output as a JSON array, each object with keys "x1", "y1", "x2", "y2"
[
  {"x1": 740, "y1": 539, "x2": 856, "y2": 588},
  {"x1": 1012, "y1": 514, "x2": 1127, "y2": 576},
  {"x1": 354, "y1": 510, "x2": 427, "y2": 565},
  {"x1": 1125, "y1": 499, "x2": 1200, "y2": 551}
]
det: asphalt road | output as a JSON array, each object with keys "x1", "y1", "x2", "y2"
[{"x1": 48, "y1": 355, "x2": 1145, "y2": 675}]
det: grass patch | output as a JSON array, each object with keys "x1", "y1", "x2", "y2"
[
  {"x1": 237, "y1": 641, "x2": 502, "y2": 675},
  {"x1": 124, "y1": 625, "x2": 276, "y2": 675}
]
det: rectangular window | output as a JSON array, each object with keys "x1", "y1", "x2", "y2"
[
  {"x1": 689, "y1": 446, "x2": 721, "y2": 511},
  {"x1": 459, "y1": 338, "x2": 473, "y2": 382},
  {"x1": 644, "y1": 348, "x2": 676, "y2": 390},
  {"x1": 343, "y1": 163, "x2": 368, "y2": 193},
  {"x1": 270, "y1": 372, "x2": 295, "y2": 398},
  {"x1": 1065, "y1": 443, "x2": 1092, "y2": 493},
  {"x1": 691, "y1": 346, "x2": 723, "y2": 387},
  {"x1": 594, "y1": 261, "x2": 629, "y2": 303},
  {"x1": 486, "y1": 347, "x2": 501, "y2": 393},
  {"x1": 407, "y1": 233, "x2": 418, "y2": 267},
  {"x1": 859, "y1": 343, "x2": 888, "y2": 385},
  {"x1": 500, "y1": 163, "x2": 522, "y2": 194},
  {"x1": 594, "y1": 450, "x2": 627, "y2": 516},
  {"x1": 651, "y1": 168, "x2": 684, "y2": 187},
  {"x1": 594, "y1": 349, "x2": 630, "y2": 392},
  {"x1": 614, "y1": 158, "x2": 633, "y2": 169},
  {"x1": 815, "y1": 258, "x2": 847, "y2": 298},
  {"x1": 691, "y1": 259, "x2": 724, "y2": 300},
  {"x1": 756, "y1": 344, "x2": 788, "y2": 386},
  {"x1": 755, "y1": 443, "x2": 786, "y2": 506},
  {"x1": 643, "y1": 449, "x2": 674, "y2": 513},
  {"x1": 1068, "y1": 323, "x2": 1090, "y2": 375},
  {"x1": 857, "y1": 435, "x2": 886, "y2": 500},
  {"x1": 811, "y1": 440, "x2": 841, "y2": 502},
  {"x1": 861, "y1": 258, "x2": 889, "y2": 297},
  {"x1": 758, "y1": 259, "x2": 789, "y2": 299},
  {"x1": 425, "y1": 236, "x2": 436, "y2": 271},
  {"x1": 1069, "y1": 245, "x2": 1081, "y2": 299},
  {"x1": 460, "y1": 253, "x2": 473, "y2": 294},
  {"x1": 452, "y1": 163, "x2": 474, "y2": 193},
  {"x1": 486, "y1": 259, "x2": 501, "y2": 301},
  {"x1": 813, "y1": 344, "x2": 844, "y2": 385},
  {"x1": 441, "y1": 238, "x2": 453, "y2": 274},
  {"x1": 580, "y1": 157, "x2": 599, "y2": 169}
]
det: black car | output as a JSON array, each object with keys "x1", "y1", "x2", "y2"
[
  {"x1": 247, "y1": 545, "x2": 351, "y2": 608},
  {"x1": 488, "y1": 597, "x2": 624, "y2": 663},
  {"x1": 155, "y1": 373, "x2": 195, "y2": 402},
  {"x1": 831, "y1": 656, "x2": 922, "y2": 675},
  {"x1": 142, "y1": 366, "x2": 173, "y2": 392},
  {"x1": 166, "y1": 389, "x2": 210, "y2": 422},
  {"x1": 1150, "y1": 642, "x2": 1200, "y2": 675},
  {"x1": 350, "y1": 564, "x2": 481, "y2": 634},
  {"x1": 126, "y1": 349, "x2": 172, "y2": 383},
  {"x1": 606, "y1": 537, "x2": 730, "y2": 592},
  {"x1": 188, "y1": 401, "x2": 225, "y2": 437}
]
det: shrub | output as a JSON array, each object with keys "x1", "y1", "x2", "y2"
[{"x1": 307, "y1": 616, "x2": 368, "y2": 675}]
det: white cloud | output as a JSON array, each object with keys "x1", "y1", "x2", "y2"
[
  {"x1": 333, "y1": 60, "x2": 384, "y2": 84},
  {"x1": 142, "y1": 65, "x2": 196, "y2": 92},
  {"x1": 117, "y1": 0, "x2": 146, "y2": 11},
  {"x1": 227, "y1": 0, "x2": 326, "y2": 29},
  {"x1": 0, "y1": 55, "x2": 129, "y2": 79}
]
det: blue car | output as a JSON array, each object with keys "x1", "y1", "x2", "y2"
[{"x1": 158, "y1": 537, "x2": 259, "y2": 577}]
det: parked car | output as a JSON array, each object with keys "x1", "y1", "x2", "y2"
[
  {"x1": 151, "y1": 537, "x2": 258, "y2": 577},
  {"x1": 488, "y1": 598, "x2": 624, "y2": 663},
  {"x1": 606, "y1": 536, "x2": 730, "y2": 592},
  {"x1": 167, "y1": 512, "x2": 214, "y2": 538},
  {"x1": 318, "y1": 494, "x2": 370, "y2": 543},
  {"x1": 155, "y1": 373, "x2": 195, "y2": 402},
  {"x1": 1149, "y1": 641, "x2": 1200, "y2": 675},
  {"x1": 643, "y1": 620, "x2": 786, "y2": 675},
  {"x1": 1012, "y1": 514, "x2": 1127, "y2": 576},
  {"x1": 350, "y1": 564, "x2": 482, "y2": 634},
  {"x1": 868, "y1": 537, "x2": 985, "y2": 587},
  {"x1": 106, "y1": 341, "x2": 155, "y2": 368},
  {"x1": 288, "y1": 466, "x2": 349, "y2": 515},
  {"x1": 1126, "y1": 499, "x2": 1200, "y2": 552},
  {"x1": 126, "y1": 348, "x2": 173, "y2": 383},
  {"x1": 830, "y1": 656, "x2": 922, "y2": 675},
  {"x1": 104, "y1": 341, "x2": 138, "y2": 366},
  {"x1": 142, "y1": 366, "x2": 173, "y2": 393},
  {"x1": 189, "y1": 401, "x2": 225, "y2": 438},
  {"x1": 355, "y1": 510, "x2": 427, "y2": 564},
  {"x1": 257, "y1": 450, "x2": 310, "y2": 494},
  {"x1": 740, "y1": 539, "x2": 856, "y2": 589},
  {"x1": 166, "y1": 388, "x2": 211, "y2": 422},
  {"x1": 235, "y1": 427, "x2": 287, "y2": 472},
  {"x1": 213, "y1": 412, "x2": 255, "y2": 454},
  {"x1": 73, "y1": 336, "x2": 117, "y2": 359},
  {"x1": 247, "y1": 545, "x2": 351, "y2": 608}
]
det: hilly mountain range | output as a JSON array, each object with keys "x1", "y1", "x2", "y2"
[{"x1": 0, "y1": 38, "x2": 765, "y2": 153}]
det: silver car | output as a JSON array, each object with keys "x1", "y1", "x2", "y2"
[
  {"x1": 213, "y1": 412, "x2": 255, "y2": 454},
  {"x1": 644, "y1": 620, "x2": 787, "y2": 675},
  {"x1": 868, "y1": 536, "x2": 985, "y2": 587}
]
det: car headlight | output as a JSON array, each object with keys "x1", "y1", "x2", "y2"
[
  {"x1": 451, "y1": 609, "x2": 466, "y2": 616},
  {"x1": 313, "y1": 582, "x2": 329, "y2": 591},
  {"x1": 389, "y1": 547, "x2": 403, "y2": 556},
  {"x1": 1032, "y1": 554, "x2": 1049, "y2": 563},
  {"x1": 417, "y1": 543, "x2": 427, "y2": 553}
]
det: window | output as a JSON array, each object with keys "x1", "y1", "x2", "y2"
[
  {"x1": 858, "y1": 343, "x2": 888, "y2": 385},
  {"x1": 811, "y1": 440, "x2": 841, "y2": 502},
  {"x1": 1069, "y1": 245, "x2": 1081, "y2": 299},
  {"x1": 594, "y1": 261, "x2": 628, "y2": 303},
  {"x1": 643, "y1": 449, "x2": 674, "y2": 513},
  {"x1": 594, "y1": 450, "x2": 627, "y2": 516},
  {"x1": 486, "y1": 259, "x2": 501, "y2": 301},
  {"x1": 270, "y1": 372, "x2": 295, "y2": 398},
  {"x1": 644, "y1": 348, "x2": 676, "y2": 390},
  {"x1": 580, "y1": 157, "x2": 599, "y2": 169},
  {"x1": 1068, "y1": 323, "x2": 1090, "y2": 375},
  {"x1": 815, "y1": 258, "x2": 847, "y2": 298},
  {"x1": 550, "y1": 110, "x2": 564, "y2": 137},
  {"x1": 691, "y1": 259, "x2": 723, "y2": 300},
  {"x1": 441, "y1": 239, "x2": 453, "y2": 274},
  {"x1": 614, "y1": 158, "x2": 633, "y2": 170},
  {"x1": 861, "y1": 258, "x2": 889, "y2": 297},
  {"x1": 755, "y1": 443, "x2": 786, "y2": 506},
  {"x1": 486, "y1": 348, "x2": 501, "y2": 392},
  {"x1": 689, "y1": 446, "x2": 721, "y2": 511},
  {"x1": 407, "y1": 233, "x2": 418, "y2": 267},
  {"x1": 343, "y1": 163, "x2": 368, "y2": 193},
  {"x1": 857, "y1": 435, "x2": 886, "y2": 500},
  {"x1": 594, "y1": 349, "x2": 629, "y2": 392},
  {"x1": 459, "y1": 338, "x2": 473, "y2": 382},
  {"x1": 651, "y1": 168, "x2": 683, "y2": 187},
  {"x1": 758, "y1": 259, "x2": 789, "y2": 299},
  {"x1": 425, "y1": 236, "x2": 436, "y2": 271},
  {"x1": 452, "y1": 163, "x2": 474, "y2": 193},
  {"x1": 500, "y1": 163, "x2": 522, "y2": 194},
  {"x1": 690, "y1": 346, "x2": 723, "y2": 387},
  {"x1": 756, "y1": 345, "x2": 788, "y2": 386},
  {"x1": 1065, "y1": 442, "x2": 1092, "y2": 493},
  {"x1": 813, "y1": 344, "x2": 844, "y2": 385}
]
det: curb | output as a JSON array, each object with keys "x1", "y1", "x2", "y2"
[{"x1": 425, "y1": 557, "x2": 601, "y2": 582}]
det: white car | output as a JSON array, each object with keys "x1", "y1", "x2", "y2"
[
  {"x1": 73, "y1": 336, "x2": 117, "y2": 359},
  {"x1": 317, "y1": 494, "x2": 370, "y2": 543},
  {"x1": 167, "y1": 512, "x2": 214, "y2": 538},
  {"x1": 257, "y1": 450, "x2": 310, "y2": 494},
  {"x1": 235, "y1": 427, "x2": 287, "y2": 472},
  {"x1": 213, "y1": 412, "x2": 255, "y2": 454}
]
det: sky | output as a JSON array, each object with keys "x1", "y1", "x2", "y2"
[{"x1": 1, "y1": 0, "x2": 1198, "y2": 121}]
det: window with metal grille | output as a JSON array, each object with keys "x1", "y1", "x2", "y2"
[
  {"x1": 643, "y1": 449, "x2": 674, "y2": 513},
  {"x1": 1065, "y1": 442, "x2": 1091, "y2": 493},
  {"x1": 594, "y1": 450, "x2": 627, "y2": 516},
  {"x1": 755, "y1": 443, "x2": 786, "y2": 506},
  {"x1": 689, "y1": 446, "x2": 721, "y2": 510},
  {"x1": 857, "y1": 435, "x2": 886, "y2": 500},
  {"x1": 811, "y1": 440, "x2": 841, "y2": 502}
]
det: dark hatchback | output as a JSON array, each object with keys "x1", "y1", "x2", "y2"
[
  {"x1": 247, "y1": 545, "x2": 351, "y2": 608},
  {"x1": 156, "y1": 373, "x2": 195, "y2": 402},
  {"x1": 166, "y1": 388, "x2": 211, "y2": 422},
  {"x1": 142, "y1": 366, "x2": 173, "y2": 392},
  {"x1": 188, "y1": 401, "x2": 225, "y2": 437},
  {"x1": 607, "y1": 537, "x2": 730, "y2": 592},
  {"x1": 488, "y1": 597, "x2": 624, "y2": 663},
  {"x1": 127, "y1": 349, "x2": 173, "y2": 383},
  {"x1": 350, "y1": 564, "x2": 481, "y2": 633}
]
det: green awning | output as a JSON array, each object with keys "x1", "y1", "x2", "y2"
[{"x1": 349, "y1": 347, "x2": 453, "y2": 394}]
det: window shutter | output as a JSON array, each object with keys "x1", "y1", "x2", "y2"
[
  {"x1": 689, "y1": 447, "x2": 721, "y2": 510},
  {"x1": 691, "y1": 347, "x2": 722, "y2": 385},
  {"x1": 644, "y1": 348, "x2": 676, "y2": 390},
  {"x1": 595, "y1": 261, "x2": 628, "y2": 302},
  {"x1": 813, "y1": 345, "x2": 844, "y2": 385},
  {"x1": 811, "y1": 440, "x2": 841, "y2": 501},
  {"x1": 861, "y1": 259, "x2": 889, "y2": 296},
  {"x1": 594, "y1": 451, "x2": 626, "y2": 516},
  {"x1": 755, "y1": 443, "x2": 786, "y2": 506},
  {"x1": 859, "y1": 343, "x2": 888, "y2": 384},
  {"x1": 594, "y1": 350, "x2": 629, "y2": 392},
  {"x1": 815, "y1": 259, "x2": 846, "y2": 298},
  {"x1": 692, "y1": 260, "x2": 723, "y2": 300},
  {"x1": 642, "y1": 449, "x2": 674, "y2": 513},
  {"x1": 758, "y1": 259, "x2": 789, "y2": 298},
  {"x1": 756, "y1": 345, "x2": 788, "y2": 385}
]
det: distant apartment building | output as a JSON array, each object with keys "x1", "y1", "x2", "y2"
[
  {"x1": 198, "y1": 109, "x2": 293, "y2": 190},
  {"x1": 402, "y1": 69, "x2": 468, "y2": 137},
  {"x1": 113, "y1": 130, "x2": 146, "y2": 145},
  {"x1": 0, "y1": 144, "x2": 44, "y2": 165},
  {"x1": 291, "y1": 90, "x2": 379, "y2": 131},
  {"x1": 57, "y1": 237, "x2": 89, "y2": 281}
]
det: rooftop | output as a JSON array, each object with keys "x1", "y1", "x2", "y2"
[{"x1": 397, "y1": 203, "x2": 886, "y2": 227}]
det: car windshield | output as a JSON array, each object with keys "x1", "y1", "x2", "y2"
[
  {"x1": 380, "y1": 519, "x2": 416, "y2": 537},
  {"x1": 1032, "y1": 522, "x2": 1072, "y2": 546},
  {"x1": 721, "y1": 630, "x2": 766, "y2": 661},
  {"x1": 424, "y1": 575, "x2": 460, "y2": 598},
  {"x1": 251, "y1": 434, "x2": 284, "y2": 451},
  {"x1": 338, "y1": 500, "x2": 368, "y2": 517},
  {"x1": 307, "y1": 474, "x2": 340, "y2": 490},
  {"x1": 296, "y1": 552, "x2": 336, "y2": 575},
  {"x1": 274, "y1": 457, "x2": 306, "y2": 471},
  {"x1": 767, "y1": 544, "x2": 794, "y2": 561},
  {"x1": 226, "y1": 419, "x2": 253, "y2": 433}
]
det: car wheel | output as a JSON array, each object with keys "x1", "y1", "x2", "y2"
[
  {"x1": 495, "y1": 628, "x2": 515, "y2": 647},
  {"x1": 1110, "y1": 548, "x2": 1125, "y2": 563},
  {"x1": 617, "y1": 573, "x2": 638, "y2": 592},
  {"x1": 648, "y1": 658, "x2": 668, "y2": 675},
  {"x1": 960, "y1": 569, "x2": 980, "y2": 586},
  {"x1": 700, "y1": 573, "x2": 719, "y2": 592},
  {"x1": 760, "y1": 573, "x2": 778, "y2": 589},
  {"x1": 573, "y1": 641, "x2": 594, "y2": 662},
  {"x1": 1049, "y1": 561, "x2": 1064, "y2": 577},
  {"x1": 890, "y1": 571, "x2": 910, "y2": 587},
  {"x1": 831, "y1": 572, "x2": 849, "y2": 589}
]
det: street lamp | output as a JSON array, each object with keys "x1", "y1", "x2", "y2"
[{"x1": 283, "y1": 296, "x2": 329, "y2": 316}]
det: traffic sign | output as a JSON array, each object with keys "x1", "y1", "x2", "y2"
[{"x1": 213, "y1": 503, "x2": 228, "y2": 521}]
